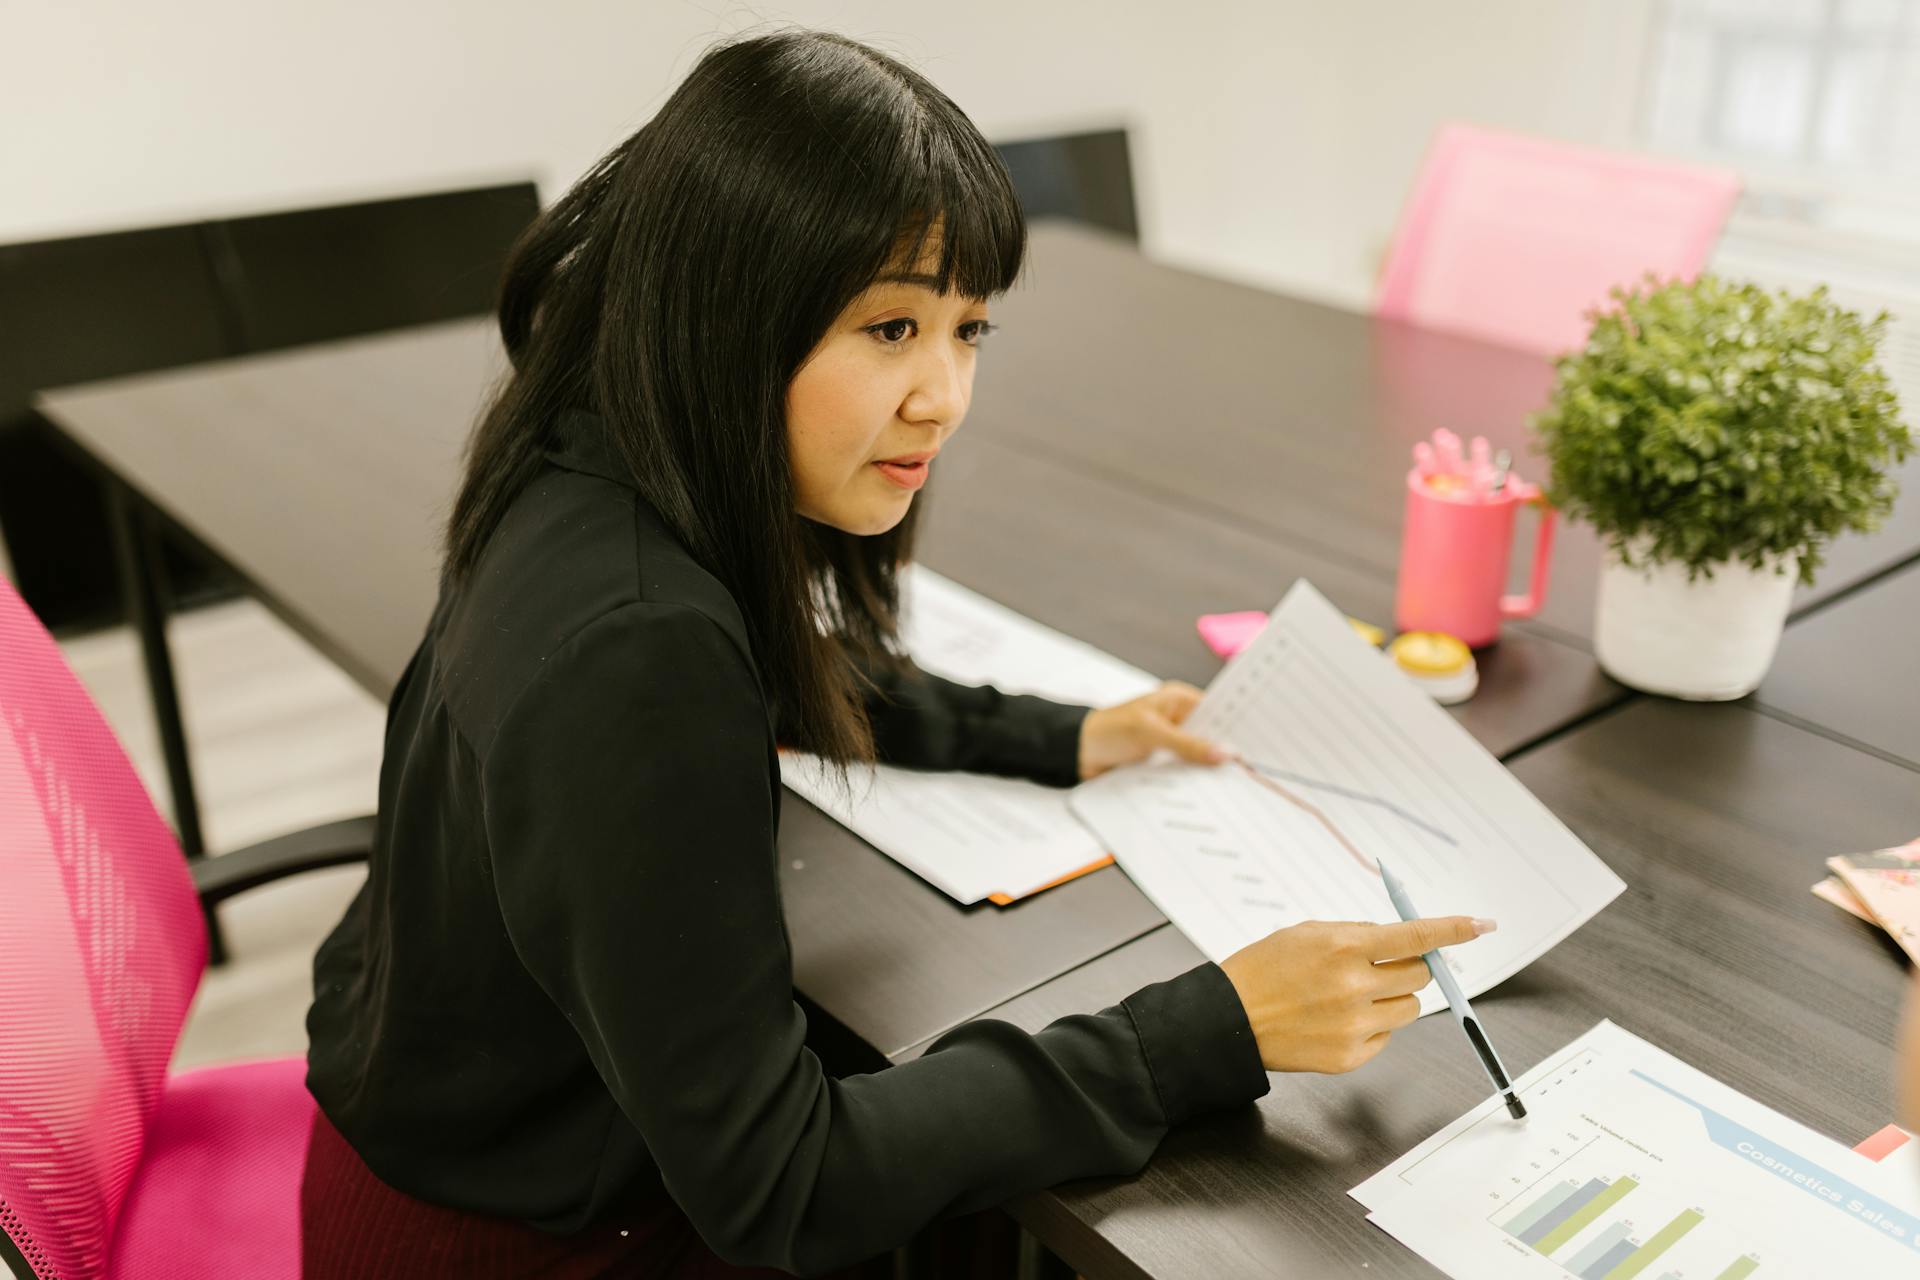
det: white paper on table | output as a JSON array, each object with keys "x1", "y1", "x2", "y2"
[
  {"x1": 779, "y1": 567, "x2": 1159, "y2": 904},
  {"x1": 1068, "y1": 579, "x2": 1623, "y2": 1013},
  {"x1": 1352, "y1": 1020, "x2": 1920, "y2": 1276}
]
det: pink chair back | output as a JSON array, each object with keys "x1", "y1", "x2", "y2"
[
  {"x1": 1377, "y1": 123, "x2": 1741, "y2": 357},
  {"x1": 0, "y1": 578, "x2": 208, "y2": 1279}
]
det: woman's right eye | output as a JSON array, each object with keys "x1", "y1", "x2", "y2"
[{"x1": 866, "y1": 318, "x2": 917, "y2": 345}]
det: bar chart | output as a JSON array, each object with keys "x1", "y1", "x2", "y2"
[
  {"x1": 1354, "y1": 1022, "x2": 1920, "y2": 1277},
  {"x1": 1497, "y1": 1174, "x2": 1743, "y2": 1278}
]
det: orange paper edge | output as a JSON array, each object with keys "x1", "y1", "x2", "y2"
[{"x1": 987, "y1": 854, "x2": 1116, "y2": 906}]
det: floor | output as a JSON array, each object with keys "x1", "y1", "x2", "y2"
[{"x1": 56, "y1": 597, "x2": 384, "y2": 1071}]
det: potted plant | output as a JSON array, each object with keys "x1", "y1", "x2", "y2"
[{"x1": 1532, "y1": 275, "x2": 1910, "y2": 700}]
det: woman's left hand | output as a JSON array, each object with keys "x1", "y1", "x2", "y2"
[{"x1": 1077, "y1": 680, "x2": 1235, "y2": 781}]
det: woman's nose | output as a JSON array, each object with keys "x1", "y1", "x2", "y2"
[{"x1": 904, "y1": 347, "x2": 968, "y2": 427}]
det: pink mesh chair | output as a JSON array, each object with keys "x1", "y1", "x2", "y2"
[
  {"x1": 0, "y1": 575, "x2": 371, "y2": 1279},
  {"x1": 1376, "y1": 123, "x2": 1741, "y2": 357}
]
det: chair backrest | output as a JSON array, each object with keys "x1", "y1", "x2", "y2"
[
  {"x1": 1376, "y1": 123, "x2": 1741, "y2": 357},
  {"x1": 208, "y1": 181, "x2": 541, "y2": 353},
  {"x1": 995, "y1": 129, "x2": 1139, "y2": 241},
  {"x1": 0, "y1": 577, "x2": 206, "y2": 1279}
]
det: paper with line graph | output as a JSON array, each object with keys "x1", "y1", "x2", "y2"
[{"x1": 1069, "y1": 580, "x2": 1623, "y2": 1013}]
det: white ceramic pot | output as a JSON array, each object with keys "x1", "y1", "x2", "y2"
[{"x1": 1593, "y1": 550, "x2": 1795, "y2": 701}]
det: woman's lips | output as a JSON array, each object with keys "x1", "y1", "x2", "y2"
[{"x1": 873, "y1": 459, "x2": 930, "y2": 490}]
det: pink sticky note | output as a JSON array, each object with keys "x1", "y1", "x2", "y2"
[
  {"x1": 1855, "y1": 1124, "x2": 1912, "y2": 1162},
  {"x1": 1197, "y1": 611, "x2": 1269, "y2": 659}
]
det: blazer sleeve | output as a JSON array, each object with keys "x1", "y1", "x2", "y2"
[
  {"x1": 849, "y1": 646, "x2": 1092, "y2": 788},
  {"x1": 482, "y1": 603, "x2": 1267, "y2": 1276}
]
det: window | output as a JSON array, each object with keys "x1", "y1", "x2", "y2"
[{"x1": 1643, "y1": 0, "x2": 1919, "y2": 176}]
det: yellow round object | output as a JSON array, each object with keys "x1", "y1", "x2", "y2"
[{"x1": 1390, "y1": 631, "x2": 1472, "y2": 676}]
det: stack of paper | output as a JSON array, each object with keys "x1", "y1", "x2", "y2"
[
  {"x1": 1353, "y1": 1020, "x2": 1920, "y2": 1275},
  {"x1": 1814, "y1": 838, "x2": 1920, "y2": 963},
  {"x1": 1070, "y1": 580, "x2": 1624, "y2": 1012},
  {"x1": 779, "y1": 567, "x2": 1159, "y2": 904}
]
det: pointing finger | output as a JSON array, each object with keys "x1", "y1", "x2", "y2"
[{"x1": 1360, "y1": 915, "x2": 1493, "y2": 961}]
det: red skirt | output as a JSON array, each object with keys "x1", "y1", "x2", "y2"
[{"x1": 299, "y1": 1107, "x2": 892, "y2": 1279}]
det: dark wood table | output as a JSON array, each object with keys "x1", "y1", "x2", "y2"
[
  {"x1": 923, "y1": 433, "x2": 1623, "y2": 762},
  {"x1": 909, "y1": 701, "x2": 1919, "y2": 1278},
  {"x1": 978, "y1": 227, "x2": 1920, "y2": 650},
  {"x1": 1753, "y1": 559, "x2": 1920, "y2": 772}
]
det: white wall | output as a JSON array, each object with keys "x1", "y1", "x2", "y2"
[{"x1": 4, "y1": 0, "x2": 1656, "y2": 310}]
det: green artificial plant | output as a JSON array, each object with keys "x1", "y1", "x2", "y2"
[{"x1": 1531, "y1": 274, "x2": 1911, "y2": 585}]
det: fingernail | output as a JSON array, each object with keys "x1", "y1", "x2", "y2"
[
  {"x1": 1472, "y1": 918, "x2": 1498, "y2": 935},
  {"x1": 1210, "y1": 746, "x2": 1237, "y2": 764}
]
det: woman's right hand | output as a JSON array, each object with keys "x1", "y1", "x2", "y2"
[{"x1": 1221, "y1": 916, "x2": 1494, "y2": 1073}]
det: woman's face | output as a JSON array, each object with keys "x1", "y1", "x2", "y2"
[{"x1": 786, "y1": 247, "x2": 994, "y2": 536}]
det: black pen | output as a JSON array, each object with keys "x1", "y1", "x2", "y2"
[{"x1": 1377, "y1": 858, "x2": 1527, "y2": 1119}]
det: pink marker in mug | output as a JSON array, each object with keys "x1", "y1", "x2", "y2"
[{"x1": 1395, "y1": 432, "x2": 1556, "y2": 648}]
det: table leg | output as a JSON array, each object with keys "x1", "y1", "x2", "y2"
[
  {"x1": 105, "y1": 481, "x2": 228, "y2": 965},
  {"x1": 1017, "y1": 1229, "x2": 1076, "y2": 1280}
]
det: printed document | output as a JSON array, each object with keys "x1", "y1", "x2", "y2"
[
  {"x1": 780, "y1": 567, "x2": 1158, "y2": 904},
  {"x1": 1068, "y1": 580, "x2": 1623, "y2": 1011},
  {"x1": 1352, "y1": 1020, "x2": 1920, "y2": 1275}
]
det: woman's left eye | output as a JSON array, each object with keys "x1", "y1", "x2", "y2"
[{"x1": 958, "y1": 320, "x2": 997, "y2": 345}]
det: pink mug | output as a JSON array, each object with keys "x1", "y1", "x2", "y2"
[{"x1": 1394, "y1": 470, "x2": 1555, "y2": 647}]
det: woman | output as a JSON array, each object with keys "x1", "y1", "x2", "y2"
[{"x1": 301, "y1": 29, "x2": 1488, "y2": 1278}]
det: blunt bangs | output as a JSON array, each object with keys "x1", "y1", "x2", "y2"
[{"x1": 891, "y1": 125, "x2": 1027, "y2": 301}]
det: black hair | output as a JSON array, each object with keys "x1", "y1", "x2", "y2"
[{"x1": 444, "y1": 29, "x2": 1026, "y2": 766}]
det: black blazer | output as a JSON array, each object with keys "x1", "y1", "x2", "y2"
[{"x1": 305, "y1": 410, "x2": 1267, "y2": 1273}]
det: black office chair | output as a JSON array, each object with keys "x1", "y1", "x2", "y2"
[{"x1": 206, "y1": 182, "x2": 541, "y2": 352}]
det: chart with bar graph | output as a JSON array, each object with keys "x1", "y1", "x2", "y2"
[
  {"x1": 1069, "y1": 581, "x2": 1623, "y2": 1011},
  {"x1": 1354, "y1": 1022, "x2": 1920, "y2": 1277},
  {"x1": 1498, "y1": 1173, "x2": 1739, "y2": 1279}
]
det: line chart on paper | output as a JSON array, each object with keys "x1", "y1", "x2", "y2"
[{"x1": 1068, "y1": 581, "x2": 1623, "y2": 1010}]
